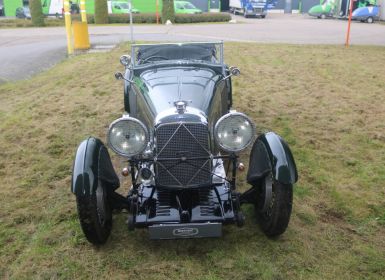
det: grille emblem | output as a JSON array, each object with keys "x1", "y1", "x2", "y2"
[{"x1": 173, "y1": 227, "x2": 199, "y2": 237}]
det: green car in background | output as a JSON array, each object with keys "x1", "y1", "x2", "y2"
[
  {"x1": 108, "y1": 1, "x2": 140, "y2": 14},
  {"x1": 174, "y1": 1, "x2": 202, "y2": 14},
  {"x1": 308, "y1": 0, "x2": 335, "y2": 19}
]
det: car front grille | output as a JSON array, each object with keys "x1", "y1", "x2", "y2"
[
  {"x1": 155, "y1": 123, "x2": 211, "y2": 188},
  {"x1": 253, "y1": 8, "x2": 263, "y2": 13}
]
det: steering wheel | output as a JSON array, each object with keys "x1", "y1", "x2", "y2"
[{"x1": 140, "y1": 56, "x2": 169, "y2": 64}]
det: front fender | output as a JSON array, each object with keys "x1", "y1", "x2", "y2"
[
  {"x1": 71, "y1": 137, "x2": 120, "y2": 196},
  {"x1": 247, "y1": 132, "x2": 298, "y2": 185}
]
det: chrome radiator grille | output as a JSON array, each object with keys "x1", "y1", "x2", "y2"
[{"x1": 155, "y1": 123, "x2": 211, "y2": 188}]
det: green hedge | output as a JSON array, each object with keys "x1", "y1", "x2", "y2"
[
  {"x1": 73, "y1": 13, "x2": 231, "y2": 24},
  {"x1": 175, "y1": 13, "x2": 231, "y2": 23}
]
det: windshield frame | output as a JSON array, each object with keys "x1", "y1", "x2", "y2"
[{"x1": 131, "y1": 42, "x2": 224, "y2": 68}]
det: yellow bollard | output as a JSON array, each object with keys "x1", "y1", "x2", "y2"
[
  {"x1": 80, "y1": 0, "x2": 87, "y2": 23},
  {"x1": 73, "y1": 22, "x2": 91, "y2": 50},
  {"x1": 63, "y1": 0, "x2": 73, "y2": 55}
]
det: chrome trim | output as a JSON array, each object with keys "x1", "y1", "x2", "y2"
[
  {"x1": 107, "y1": 115, "x2": 150, "y2": 157},
  {"x1": 214, "y1": 112, "x2": 256, "y2": 153}
]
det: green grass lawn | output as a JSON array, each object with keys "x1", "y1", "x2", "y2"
[{"x1": 0, "y1": 43, "x2": 384, "y2": 279}]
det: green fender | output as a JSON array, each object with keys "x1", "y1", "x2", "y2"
[
  {"x1": 247, "y1": 132, "x2": 298, "y2": 185},
  {"x1": 71, "y1": 137, "x2": 120, "y2": 196}
]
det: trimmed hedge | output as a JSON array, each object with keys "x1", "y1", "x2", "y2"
[
  {"x1": 73, "y1": 13, "x2": 231, "y2": 24},
  {"x1": 175, "y1": 13, "x2": 231, "y2": 23}
]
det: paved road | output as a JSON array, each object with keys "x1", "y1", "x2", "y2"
[{"x1": 0, "y1": 14, "x2": 384, "y2": 82}]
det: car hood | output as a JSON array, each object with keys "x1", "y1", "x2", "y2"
[{"x1": 135, "y1": 66, "x2": 222, "y2": 119}]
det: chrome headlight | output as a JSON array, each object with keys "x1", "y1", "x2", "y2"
[
  {"x1": 108, "y1": 116, "x2": 149, "y2": 157},
  {"x1": 214, "y1": 112, "x2": 255, "y2": 152}
]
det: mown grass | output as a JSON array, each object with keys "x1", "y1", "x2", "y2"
[{"x1": 0, "y1": 43, "x2": 384, "y2": 279}]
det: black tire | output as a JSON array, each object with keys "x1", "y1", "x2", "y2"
[
  {"x1": 367, "y1": 16, "x2": 373, "y2": 23},
  {"x1": 76, "y1": 179, "x2": 112, "y2": 245},
  {"x1": 320, "y1": 14, "x2": 326, "y2": 19},
  {"x1": 261, "y1": 15, "x2": 266, "y2": 19},
  {"x1": 256, "y1": 180, "x2": 293, "y2": 237}
]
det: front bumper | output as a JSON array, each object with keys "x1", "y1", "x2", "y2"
[
  {"x1": 245, "y1": 8, "x2": 266, "y2": 16},
  {"x1": 149, "y1": 223, "x2": 222, "y2": 239}
]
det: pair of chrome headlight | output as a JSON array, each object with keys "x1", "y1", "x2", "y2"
[{"x1": 108, "y1": 112, "x2": 255, "y2": 157}]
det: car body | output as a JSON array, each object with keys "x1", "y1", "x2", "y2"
[
  {"x1": 71, "y1": 42, "x2": 298, "y2": 244},
  {"x1": 352, "y1": 5, "x2": 379, "y2": 23},
  {"x1": 15, "y1": 6, "x2": 31, "y2": 19},
  {"x1": 174, "y1": 1, "x2": 202, "y2": 14}
]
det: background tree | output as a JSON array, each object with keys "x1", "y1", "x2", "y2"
[
  {"x1": 162, "y1": 0, "x2": 175, "y2": 24},
  {"x1": 29, "y1": 0, "x2": 45, "y2": 27},
  {"x1": 95, "y1": 0, "x2": 109, "y2": 24}
]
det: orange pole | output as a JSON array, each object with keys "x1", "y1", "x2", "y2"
[
  {"x1": 156, "y1": 0, "x2": 159, "y2": 24},
  {"x1": 345, "y1": 0, "x2": 354, "y2": 47}
]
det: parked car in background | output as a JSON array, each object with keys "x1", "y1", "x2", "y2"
[
  {"x1": 174, "y1": 1, "x2": 202, "y2": 14},
  {"x1": 352, "y1": 5, "x2": 379, "y2": 23},
  {"x1": 70, "y1": 1, "x2": 80, "y2": 14},
  {"x1": 108, "y1": 0, "x2": 140, "y2": 14},
  {"x1": 308, "y1": 0, "x2": 335, "y2": 19},
  {"x1": 16, "y1": 6, "x2": 31, "y2": 19},
  {"x1": 71, "y1": 42, "x2": 298, "y2": 244},
  {"x1": 230, "y1": 0, "x2": 268, "y2": 18}
]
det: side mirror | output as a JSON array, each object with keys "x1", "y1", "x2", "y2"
[
  {"x1": 115, "y1": 72, "x2": 124, "y2": 80},
  {"x1": 115, "y1": 72, "x2": 133, "y2": 84},
  {"x1": 120, "y1": 55, "x2": 131, "y2": 67},
  {"x1": 222, "y1": 66, "x2": 241, "y2": 81},
  {"x1": 230, "y1": 67, "x2": 241, "y2": 76}
]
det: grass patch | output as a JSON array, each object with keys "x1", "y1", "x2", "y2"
[{"x1": 0, "y1": 43, "x2": 385, "y2": 279}]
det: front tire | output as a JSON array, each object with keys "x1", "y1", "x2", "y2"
[
  {"x1": 256, "y1": 180, "x2": 293, "y2": 237},
  {"x1": 76, "y1": 179, "x2": 112, "y2": 245},
  {"x1": 367, "y1": 16, "x2": 374, "y2": 23}
]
